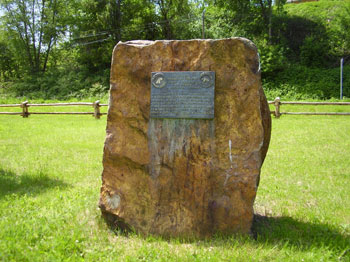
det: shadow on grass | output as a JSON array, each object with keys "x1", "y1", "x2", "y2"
[
  {"x1": 0, "y1": 167, "x2": 69, "y2": 198},
  {"x1": 102, "y1": 212, "x2": 349, "y2": 259},
  {"x1": 252, "y1": 214, "x2": 350, "y2": 256}
]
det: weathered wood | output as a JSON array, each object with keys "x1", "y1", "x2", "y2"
[
  {"x1": 1, "y1": 102, "x2": 108, "y2": 107},
  {"x1": 93, "y1": 100, "x2": 101, "y2": 119},
  {"x1": 30, "y1": 112, "x2": 107, "y2": 115},
  {"x1": 282, "y1": 101, "x2": 350, "y2": 105},
  {"x1": 0, "y1": 100, "x2": 109, "y2": 117},
  {"x1": 274, "y1": 97, "x2": 281, "y2": 118},
  {"x1": 0, "y1": 112, "x2": 22, "y2": 115},
  {"x1": 0, "y1": 112, "x2": 107, "y2": 116},
  {"x1": 268, "y1": 101, "x2": 350, "y2": 105},
  {"x1": 28, "y1": 102, "x2": 94, "y2": 106},
  {"x1": 21, "y1": 101, "x2": 29, "y2": 118},
  {"x1": 0, "y1": 104, "x2": 22, "y2": 107},
  {"x1": 282, "y1": 112, "x2": 350, "y2": 116},
  {"x1": 30, "y1": 112, "x2": 94, "y2": 115},
  {"x1": 2, "y1": 98, "x2": 350, "y2": 118},
  {"x1": 268, "y1": 101, "x2": 350, "y2": 106}
]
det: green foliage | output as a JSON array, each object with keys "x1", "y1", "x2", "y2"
[
  {"x1": 67, "y1": 0, "x2": 159, "y2": 74},
  {"x1": 153, "y1": 0, "x2": 193, "y2": 39},
  {"x1": 203, "y1": 6, "x2": 249, "y2": 39},
  {"x1": 284, "y1": 0, "x2": 350, "y2": 64},
  {"x1": 1, "y1": 0, "x2": 350, "y2": 100},
  {"x1": 256, "y1": 39, "x2": 288, "y2": 75},
  {"x1": 0, "y1": 40, "x2": 17, "y2": 81},
  {"x1": 7, "y1": 68, "x2": 109, "y2": 100},
  {"x1": 211, "y1": 0, "x2": 283, "y2": 39},
  {"x1": 299, "y1": 35, "x2": 330, "y2": 67},
  {"x1": 338, "y1": 2, "x2": 350, "y2": 54},
  {"x1": 263, "y1": 64, "x2": 350, "y2": 100},
  {"x1": 0, "y1": 0, "x2": 71, "y2": 74}
]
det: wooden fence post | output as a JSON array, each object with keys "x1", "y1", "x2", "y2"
[
  {"x1": 93, "y1": 100, "x2": 101, "y2": 119},
  {"x1": 274, "y1": 97, "x2": 281, "y2": 118},
  {"x1": 21, "y1": 101, "x2": 29, "y2": 118}
]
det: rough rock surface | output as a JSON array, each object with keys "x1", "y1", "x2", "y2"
[{"x1": 99, "y1": 38, "x2": 271, "y2": 238}]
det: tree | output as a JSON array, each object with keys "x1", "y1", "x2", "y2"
[
  {"x1": 339, "y1": 1, "x2": 350, "y2": 55},
  {"x1": 208, "y1": 0, "x2": 286, "y2": 41},
  {"x1": 0, "y1": 26, "x2": 18, "y2": 80},
  {"x1": 67, "y1": 0, "x2": 159, "y2": 73},
  {"x1": 0, "y1": 0, "x2": 69, "y2": 74},
  {"x1": 152, "y1": 0, "x2": 191, "y2": 39},
  {"x1": 0, "y1": 41, "x2": 17, "y2": 80}
]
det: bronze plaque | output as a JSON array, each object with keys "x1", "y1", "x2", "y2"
[{"x1": 150, "y1": 71, "x2": 215, "y2": 119}]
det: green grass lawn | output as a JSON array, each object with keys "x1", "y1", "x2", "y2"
[{"x1": 0, "y1": 105, "x2": 349, "y2": 262}]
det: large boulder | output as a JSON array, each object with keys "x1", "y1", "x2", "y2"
[{"x1": 99, "y1": 38, "x2": 271, "y2": 238}]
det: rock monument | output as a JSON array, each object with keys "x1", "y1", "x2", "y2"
[{"x1": 99, "y1": 38, "x2": 271, "y2": 238}]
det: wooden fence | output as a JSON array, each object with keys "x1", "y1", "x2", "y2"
[
  {"x1": 269, "y1": 97, "x2": 350, "y2": 118},
  {"x1": 0, "y1": 101, "x2": 108, "y2": 119},
  {"x1": 1, "y1": 98, "x2": 350, "y2": 119}
]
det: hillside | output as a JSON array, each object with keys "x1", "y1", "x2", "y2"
[{"x1": 261, "y1": 0, "x2": 350, "y2": 100}]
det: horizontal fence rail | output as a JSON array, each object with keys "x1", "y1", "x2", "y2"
[
  {"x1": 268, "y1": 97, "x2": 350, "y2": 118},
  {"x1": 1, "y1": 98, "x2": 350, "y2": 119},
  {"x1": 0, "y1": 101, "x2": 108, "y2": 119}
]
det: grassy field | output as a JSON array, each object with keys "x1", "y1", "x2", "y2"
[{"x1": 0, "y1": 104, "x2": 349, "y2": 262}]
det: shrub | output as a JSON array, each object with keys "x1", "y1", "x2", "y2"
[
  {"x1": 256, "y1": 39, "x2": 288, "y2": 76},
  {"x1": 263, "y1": 64, "x2": 350, "y2": 100},
  {"x1": 7, "y1": 68, "x2": 110, "y2": 100}
]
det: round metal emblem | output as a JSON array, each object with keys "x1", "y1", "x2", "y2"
[
  {"x1": 152, "y1": 73, "x2": 166, "y2": 88},
  {"x1": 200, "y1": 72, "x2": 213, "y2": 88}
]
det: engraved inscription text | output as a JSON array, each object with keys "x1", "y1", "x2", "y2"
[{"x1": 150, "y1": 71, "x2": 215, "y2": 119}]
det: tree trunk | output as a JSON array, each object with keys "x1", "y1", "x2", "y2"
[
  {"x1": 268, "y1": 0, "x2": 272, "y2": 43},
  {"x1": 159, "y1": 0, "x2": 173, "y2": 39}
]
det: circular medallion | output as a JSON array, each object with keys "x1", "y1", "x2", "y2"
[
  {"x1": 152, "y1": 73, "x2": 166, "y2": 88},
  {"x1": 200, "y1": 72, "x2": 213, "y2": 88}
]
